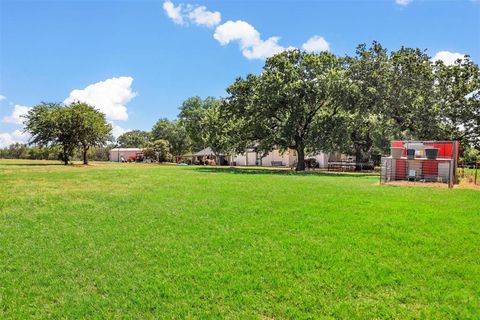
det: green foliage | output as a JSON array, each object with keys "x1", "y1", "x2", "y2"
[
  {"x1": 386, "y1": 47, "x2": 439, "y2": 139},
  {"x1": 0, "y1": 143, "x2": 29, "y2": 159},
  {"x1": 223, "y1": 43, "x2": 479, "y2": 168},
  {"x1": 462, "y1": 147, "x2": 480, "y2": 163},
  {"x1": 224, "y1": 49, "x2": 346, "y2": 171},
  {"x1": 143, "y1": 139, "x2": 171, "y2": 162},
  {"x1": 117, "y1": 130, "x2": 150, "y2": 148},
  {"x1": 0, "y1": 144, "x2": 112, "y2": 162},
  {"x1": 23, "y1": 102, "x2": 112, "y2": 165},
  {"x1": 151, "y1": 119, "x2": 190, "y2": 160},
  {"x1": 24, "y1": 102, "x2": 78, "y2": 164},
  {"x1": 69, "y1": 102, "x2": 112, "y2": 164},
  {"x1": 341, "y1": 42, "x2": 398, "y2": 164},
  {"x1": 434, "y1": 56, "x2": 480, "y2": 148},
  {"x1": 178, "y1": 96, "x2": 220, "y2": 151}
]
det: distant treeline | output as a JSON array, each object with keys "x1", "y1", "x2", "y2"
[{"x1": 0, "y1": 143, "x2": 113, "y2": 162}]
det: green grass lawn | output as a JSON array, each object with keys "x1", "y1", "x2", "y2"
[{"x1": 1, "y1": 160, "x2": 479, "y2": 319}]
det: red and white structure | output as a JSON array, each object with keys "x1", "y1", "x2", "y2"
[
  {"x1": 109, "y1": 148, "x2": 142, "y2": 162},
  {"x1": 381, "y1": 141, "x2": 460, "y2": 188}
]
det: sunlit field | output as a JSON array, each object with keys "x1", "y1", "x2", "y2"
[{"x1": 1, "y1": 160, "x2": 479, "y2": 319}]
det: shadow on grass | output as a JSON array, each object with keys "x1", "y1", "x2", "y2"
[
  {"x1": 0, "y1": 163, "x2": 64, "y2": 166},
  {"x1": 192, "y1": 166, "x2": 379, "y2": 178}
]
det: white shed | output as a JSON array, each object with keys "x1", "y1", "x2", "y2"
[
  {"x1": 233, "y1": 148, "x2": 330, "y2": 168},
  {"x1": 109, "y1": 148, "x2": 142, "y2": 162}
]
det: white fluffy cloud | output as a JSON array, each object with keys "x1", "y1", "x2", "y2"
[
  {"x1": 163, "y1": 1, "x2": 331, "y2": 60},
  {"x1": 2, "y1": 105, "x2": 32, "y2": 125},
  {"x1": 214, "y1": 20, "x2": 287, "y2": 59},
  {"x1": 302, "y1": 36, "x2": 330, "y2": 53},
  {"x1": 188, "y1": 6, "x2": 221, "y2": 27},
  {"x1": 213, "y1": 20, "x2": 260, "y2": 47},
  {"x1": 0, "y1": 130, "x2": 30, "y2": 147},
  {"x1": 0, "y1": 77, "x2": 136, "y2": 146},
  {"x1": 163, "y1": 0, "x2": 184, "y2": 25},
  {"x1": 0, "y1": 95, "x2": 6, "y2": 102},
  {"x1": 395, "y1": 0, "x2": 412, "y2": 6},
  {"x1": 64, "y1": 76, "x2": 136, "y2": 121},
  {"x1": 163, "y1": 0, "x2": 221, "y2": 27},
  {"x1": 110, "y1": 122, "x2": 130, "y2": 138},
  {"x1": 432, "y1": 51, "x2": 466, "y2": 66},
  {"x1": 242, "y1": 37, "x2": 286, "y2": 60}
]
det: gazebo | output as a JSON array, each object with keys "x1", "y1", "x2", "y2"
[{"x1": 192, "y1": 147, "x2": 217, "y2": 165}]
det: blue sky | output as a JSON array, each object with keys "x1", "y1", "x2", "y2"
[{"x1": 1, "y1": 0, "x2": 479, "y2": 146}]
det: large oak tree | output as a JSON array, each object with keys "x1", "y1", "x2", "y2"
[{"x1": 224, "y1": 49, "x2": 346, "y2": 171}]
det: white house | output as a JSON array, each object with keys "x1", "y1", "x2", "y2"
[{"x1": 233, "y1": 148, "x2": 330, "y2": 168}]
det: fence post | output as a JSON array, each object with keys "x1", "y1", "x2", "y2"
[
  {"x1": 448, "y1": 159, "x2": 454, "y2": 189},
  {"x1": 475, "y1": 160, "x2": 478, "y2": 185},
  {"x1": 379, "y1": 158, "x2": 383, "y2": 185}
]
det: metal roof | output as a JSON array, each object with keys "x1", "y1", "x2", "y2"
[
  {"x1": 193, "y1": 147, "x2": 216, "y2": 156},
  {"x1": 109, "y1": 148, "x2": 142, "y2": 152}
]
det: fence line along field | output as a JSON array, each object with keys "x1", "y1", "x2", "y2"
[{"x1": 1, "y1": 160, "x2": 479, "y2": 319}]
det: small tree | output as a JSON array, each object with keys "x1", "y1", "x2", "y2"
[
  {"x1": 151, "y1": 118, "x2": 191, "y2": 162},
  {"x1": 143, "y1": 139, "x2": 171, "y2": 162},
  {"x1": 69, "y1": 102, "x2": 112, "y2": 165}
]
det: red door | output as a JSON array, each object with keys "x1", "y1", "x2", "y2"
[{"x1": 395, "y1": 159, "x2": 407, "y2": 180}]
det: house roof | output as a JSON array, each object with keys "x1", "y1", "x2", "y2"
[{"x1": 193, "y1": 147, "x2": 216, "y2": 156}]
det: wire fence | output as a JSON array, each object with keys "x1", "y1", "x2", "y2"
[
  {"x1": 458, "y1": 160, "x2": 479, "y2": 185},
  {"x1": 381, "y1": 157, "x2": 455, "y2": 187}
]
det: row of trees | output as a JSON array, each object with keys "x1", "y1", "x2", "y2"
[
  {"x1": 116, "y1": 42, "x2": 479, "y2": 171},
  {"x1": 116, "y1": 96, "x2": 222, "y2": 161},
  {"x1": 8, "y1": 42, "x2": 478, "y2": 170},
  {"x1": 221, "y1": 44, "x2": 479, "y2": 171}
]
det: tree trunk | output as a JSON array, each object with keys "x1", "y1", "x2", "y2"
[
  {"x1": 354, "y1": 142, "x2": 372, "y2": 171},
  {"x1": 351, "y1": 130, "x2": 373, "y2": 171},
  {"x1": 82, "y1": 146, "x2": 89, "y2": 165},
  {"x1": 62, "y1": 146, "x2": 69, "y2": 165},
  {"x1": 295, "y1": 142, "x2": 306, "y2": 171}
]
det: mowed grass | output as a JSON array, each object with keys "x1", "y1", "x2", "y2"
[{"x1": 0, "y1": 160, "x2": 479, "y2": 319}]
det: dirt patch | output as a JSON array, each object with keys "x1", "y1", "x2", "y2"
[{"x1": 380, "y1": 180, "x2": 480, "y2": 190}]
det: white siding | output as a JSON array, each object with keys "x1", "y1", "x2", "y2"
[
  {"x1": 109, "y1": 149, "x2": 142, "y2": 162},
  {"x1": 261, "y1": 150, "x2": 291, "y2": 167},
  {"x1": 233, "y1": 151, "x2": 259, "y2": 166},
  {"x1": 234, "y1": 149, "x2": 330, "y2": 168},
  {"x1": 307, "y1": 152, "x2": 329, "y2": 168}
]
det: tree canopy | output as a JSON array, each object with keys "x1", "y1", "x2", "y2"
[
  {"x1": 69, "y1": 102, "x2": 112, "y2": 164},
  {"x1": 24, "y1": 102, "x2": 112, "y2": 165},
  {"x1": 143, "y1": 139, "x2": 171, "y2": 162},
  {"x1": 117, "y1": 130, "x2": 151, "y2": 148},
  {"x1": 178, "y1": 96, "x2": 221, "y2": 152},
  {"x1": 151, "y1": 118, "x2": 191, "y2": 160},
  {"x1": 224, "y1": 49, "x2": 346, "y2": 171}
]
